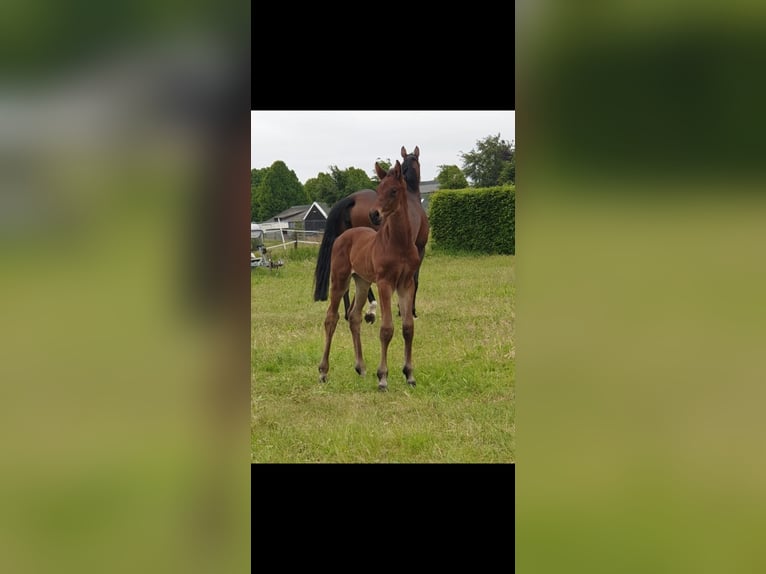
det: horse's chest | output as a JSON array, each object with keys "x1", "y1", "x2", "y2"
[{"x1": 375, "y1": 251, "x2": 417, "y2": 281}]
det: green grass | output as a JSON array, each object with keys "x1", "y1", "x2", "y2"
[{"x1": 251, "y1": 245, "x2": 515, "y2": 462}]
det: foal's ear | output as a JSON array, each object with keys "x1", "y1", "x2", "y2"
[
  {"x1": 375, "y1": 162, "x2": 387, "y2": 179},
  {"x1": 393, "y1": 160, "x2": 402, "y2": 178}
]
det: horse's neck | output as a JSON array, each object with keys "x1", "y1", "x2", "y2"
[
  {"x1": 381, "y1": 200, "x2": 414, "y2": 248},
  {"x1": 404, "y1": 162, "x2": 420, "y2": 198}
]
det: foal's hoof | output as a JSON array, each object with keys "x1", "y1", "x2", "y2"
[
  {"x1": 377, "y1": 383, "x2": 388, "y2": 392},
  {"x1": 364, "y1": 312, "x2": 376, "y2": 324},
  {"x1": 403, "y1": 367, "x2": 415, "y2": 387},
  {"x1": 355, "y1": 365, "x2": 366, "y2": 376}
]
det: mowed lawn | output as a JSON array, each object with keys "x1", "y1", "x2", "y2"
[{"x1": 251, "y1": 246, "x2": 515, "y2": 463}]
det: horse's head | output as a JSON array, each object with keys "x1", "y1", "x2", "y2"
[
  {"x1": 401, "y1": 146, "x2": 420, "y2": 194},
  {"x1": 370, "y1": 160, "x2": 407, "y2": 226}
]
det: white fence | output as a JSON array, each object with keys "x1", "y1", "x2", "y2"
[{"x1": 262, "y1": 227, "x2": 323, "y2": 251}]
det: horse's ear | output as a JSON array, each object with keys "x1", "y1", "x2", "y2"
[
  {"x1": 375, "y1": 162, "x2": 387, "y2": 179},
  {"x1": 401, "y1": 146, "x2": 407, "y2": 159},
  {"x1": 394, "y1": 160, "x2": 402, "y2": 177},
  {"x1": 413, "y1": 146, "x2": 419, "y2": 158}
]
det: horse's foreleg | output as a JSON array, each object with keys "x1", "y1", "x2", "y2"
[
  {"x1": 349, "y1": 277, "x2": 371, "y2": 377},
  {"x1": 375, "y1": 282, "x2": 394, "y2": 391},
  {"x1": 397, "y1": 280, "x2": 416, "y2": 386}
]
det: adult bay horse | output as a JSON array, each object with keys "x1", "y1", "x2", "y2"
[
  {"x1": 318, "y1": 160, "x2": 420, "y2": 391},
  {"x1": 313, "y1": 146, "x2": 429, "y2": 321}
]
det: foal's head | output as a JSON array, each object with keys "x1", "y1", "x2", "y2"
[{"x1": 369, "y1": 160, "x2": 407, "y2": 227}]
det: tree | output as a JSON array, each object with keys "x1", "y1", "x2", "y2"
[
  {"x1": 436, "y1": 164, "x2": 469, "y2": 189},
  {"x1": 344, "y1": 167, "x2": 375, "y2": 196},
  {"x1": 304, "y1": 172, "x2": 338, "y2": 206},
  {"x1": 498, "y1": 152, "x2": 515, "y2": 185},
  {"x1": 314, "y1": 165, "x2": 375, "y2": 206},
  {"x1": 251, "y1": 167, "x2": 268, "y2": 221},
  {"x1": 460, "y1": 133, "x2": 515, "y2": 187},
  {"x1": 252, "y1": 161, "x2": 307, "y2": 221},
  {"x1": 303, "y1": 166, "x2": 376, "y2": 207}
]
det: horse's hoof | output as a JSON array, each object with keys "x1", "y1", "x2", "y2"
[
  {"x1": 378, "y1": 383, "x2": 388, "y2": 392},
  {"x1": 402, "y1": 367, "x2": 415, "y2": 386},
  {"x1": 364, "y1": 313, "x2": 376, "y2": 324},
  {"x1": 355, "y1": 366, "x2": 366, "y2": 376}
]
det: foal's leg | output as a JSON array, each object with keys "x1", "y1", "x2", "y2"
[
  {"x1": 412, "y1": 268, "x2": 420, "y2": 319},
  {"x1": 412, "y1": 247, "x2": 425, "y2": 318},
  {"x1": 319, "y1": 274, "x2": 350, "y2": 383},
  {"x1": 343, "y1": 290, "x2": 351, "y2": 321},
  {"x1": 349, "y1": 277, "x2": 371, "y2": 377},
  {"x1": 397, "y1": 280, "x2": 417, "y2": 386},
  {"x1": 346, "y1": 288, "x2": 375, "y2": 323},
  {"x1": 375, "y1": 281, "x2": 394, "y2": 391},
  {"x1": 364, "y1": 288, "x2": 377, "y2": 324}
]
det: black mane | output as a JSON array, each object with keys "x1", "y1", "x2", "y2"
[{"x1": 401, "y1": 154, "x2": 420, "y2": 194}]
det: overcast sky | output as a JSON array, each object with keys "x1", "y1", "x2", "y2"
[{"x1": 251, "y1": 110, "x2": 515, "y2": 184}]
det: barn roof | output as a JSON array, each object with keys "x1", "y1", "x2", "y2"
[{"x1": 268, "y1": 201, "x2": 330, "y2": 223}]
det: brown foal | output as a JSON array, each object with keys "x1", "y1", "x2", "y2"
[{"x1": 318, "y1": 160, "x2": 420, "y2": 391}]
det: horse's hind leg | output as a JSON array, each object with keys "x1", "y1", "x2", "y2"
[
  {"x1": 346, "y1": 288, "x2": 375, "y2": 323},
  {"x1": 397, "y1": 281, "x2": 417, "y2": 386},
  {"x1": 319, "y1": 274, "x2": 350, "y2": 383},
  {"x1": 413, "y1": 247, "x2": 425, "y2": 318},
  {"x1": 412, "y1": 267, "x2": 420, "y2": 319},
  {"x1": 343, "y1": 290, "x2": 351, "y2": 320},
  {"x1": 364, "y1": 287, "x2": 377, "y2": 324},
  {"x1": 349, "y1": 277, "x2": 371, "y2": 377}
]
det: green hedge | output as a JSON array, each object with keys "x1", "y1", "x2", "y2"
[{"x1": 429, "y1": 186, "x2": 515, "y2": 254}]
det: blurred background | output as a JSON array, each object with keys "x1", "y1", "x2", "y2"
[
  {"x1": 6, "y1": 0, "x2": 766, "y2": 570},
  {"x1": 517, "y1": 1, "x2": 766, "y2": 572},
  {"x1": 0, "y1": 1, "x2": 250, "y2": 572}
]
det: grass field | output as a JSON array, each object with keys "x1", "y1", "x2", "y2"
[{"x1": 251, "y1": 243, "x2": 515, "y2": 462}]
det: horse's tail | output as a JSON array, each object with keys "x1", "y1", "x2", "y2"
[{"x1": 314, "y1": 196, "x2": 355, "y2": 301}]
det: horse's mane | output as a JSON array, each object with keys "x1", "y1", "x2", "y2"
[{"x1": 401, "y1": 154, "x2": 420, "y2": 194}]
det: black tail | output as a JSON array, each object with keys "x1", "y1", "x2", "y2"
[{"x1": 313, "y1": 196, "x2": 355, "y2": 301}]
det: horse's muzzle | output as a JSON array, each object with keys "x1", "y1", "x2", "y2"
[{"x1": 369, "y1": 209, "x2": 382, "y2": 226}]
